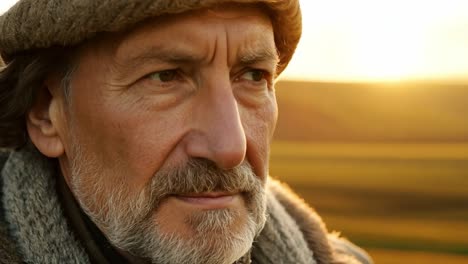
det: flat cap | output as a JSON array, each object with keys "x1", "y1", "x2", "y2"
[{"x1": 0, "y1": 0, "x2": 302, "y2": 74}]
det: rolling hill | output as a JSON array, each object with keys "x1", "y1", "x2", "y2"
[{"x1": 273, "y1": 80, "x2": 468, "y2": 142}]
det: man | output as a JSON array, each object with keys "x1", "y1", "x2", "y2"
[{"x1": 0, "y1": 0, "x2": 372, "y2": 263}]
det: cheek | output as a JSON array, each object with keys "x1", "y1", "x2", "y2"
[
  {"x1": 107, "y1": 116, "x2": 189, "y2": 187},
  {"x1": 247, "y1": 93, "x2": 278, "y2": 142},
  {"x1": 268, "y1": 93, "x2": 279, "y2": 137},
  {"x1": 69, "y1": 98, "x2": 189, "y2": 189},
  {"x1": 64, "y1": 53, "x2": 190, "y2": 190},
  {"x1": 241, "y1": 94, "x2": 278, "y2": 177}
]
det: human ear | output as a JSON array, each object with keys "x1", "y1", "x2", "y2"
[{"x1": 26, "y1": 80, "x2": 65, "y2": 158}]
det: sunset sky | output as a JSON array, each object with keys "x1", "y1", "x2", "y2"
[
  {"x1": 2, "y1": 0, "x2": 468, "y2": 82},
  {"x1": 282, "y1": 0, "x2": 468, "y2": 82}
]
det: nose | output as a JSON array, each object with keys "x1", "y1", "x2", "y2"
[{"x1": 184, "y1": 81, "x2": 247, "y2": 170}]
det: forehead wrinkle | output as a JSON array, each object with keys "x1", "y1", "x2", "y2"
[
  {"x1": 121, "y1": 46, "x2": 204, "y2": 68},
  {"x1": 237, "y1": 39, "x2": 279, "y2": 67},
  {"x1": 110, "y1": 44, "x2": 206, "y2": 82},
  {"x1": 106, "y1": 7, "x2": 275, "y2": 82},
  {"x1": 238, "y1": 46, "x2": 279, "y2": 66}
]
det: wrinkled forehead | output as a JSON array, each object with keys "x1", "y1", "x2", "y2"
[
  {"x1": 123, "y1": 3, "x2": 274, "y2": 40},
  {"x1": 77, "y1": 3, "x2": 277, "y2": 68}
]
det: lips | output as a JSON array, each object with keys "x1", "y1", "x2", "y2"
[{"x1": 174, "y1": 192, "x2": 239, "y2": 209}]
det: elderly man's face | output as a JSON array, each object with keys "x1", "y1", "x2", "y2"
[{"x1": 45, "y1": 4, "x2": 278, "y2": 264}]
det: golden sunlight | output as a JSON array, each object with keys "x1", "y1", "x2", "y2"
[
  {"x1": 2, "y1": 0, "x2": 468, "y2": 82},
  {"x1": 282, "y1": 0, "x2": 468, "y2": 82},
  {"x1": 347, "y1": 5, "x2": 426, "y2": 81}
]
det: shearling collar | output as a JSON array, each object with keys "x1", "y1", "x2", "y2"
[{"x1": 1, "y1": 146, "x2": 371, "y2": 264}]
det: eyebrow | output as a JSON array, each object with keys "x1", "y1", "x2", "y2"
[
  {"x1": 121, "y1": 45, "x2": 279, "y2": 66},
  {"x1": 113, "y1": 43, "x2": 280, "y2": 80},
  {"x1": 116, "y1": 46, "x2": 204, "y2": 71},
  {"x1": 238, "y1": 48, "x2": 280, "y2": 68}
]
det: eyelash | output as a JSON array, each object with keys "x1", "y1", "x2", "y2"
[
  {"x1": 239, "y1": 68, "x2": 273, "y2": 86},
  {"x1": 140, "y1": 67, "x2": 273, "y2": 88},
  {"x1": 145, "y1": 69, "x2": 182, "y2": 82}
]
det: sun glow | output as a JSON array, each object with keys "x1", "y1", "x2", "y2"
[
  {"x1": 347, "y1": 4, "x2": 427, "y2": 81},
  {"x1": 2, "y1": 0, "x2": 468, "y2": 82},
  {"x1": 282, "y1": 0, "x2": 468, "y2": 82}
]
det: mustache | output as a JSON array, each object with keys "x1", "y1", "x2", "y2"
[{"x1": 146, "y1": 158, "x2": 263, "y2": 207}]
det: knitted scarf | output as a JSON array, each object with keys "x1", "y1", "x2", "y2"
[{"x1": 0, "y1": 146, "x2": 369, "y2": 264}]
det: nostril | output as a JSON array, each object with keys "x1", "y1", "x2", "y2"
[
  {"x1": 183, "y1": 127, "x2": 247, "y2": 170},
  {"x1": 211, "y1": 131, "x2": 247, "y2": 169},
  {"x1": 215, "y1": 149, "x2": 246, "y2": 170}
]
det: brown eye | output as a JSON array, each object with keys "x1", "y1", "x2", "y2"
[
  {"x1": 241, "y1": 70, "x2": 266, "y2": 82},
  {"x1": 148, "y1": 70, "x2": 179, "y2": 82}
]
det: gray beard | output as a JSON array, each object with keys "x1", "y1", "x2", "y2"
[{"x1": 68, "y1": 143, "x2": 267, "y2": 264}]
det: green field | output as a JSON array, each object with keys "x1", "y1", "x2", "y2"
[{"x1": 270, "y1": 141, "x2": 468, "y2": 264}]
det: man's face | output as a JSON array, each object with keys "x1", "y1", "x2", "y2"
[{"x1": 56, "y1": 4, "x2": 278, "y2": 264}]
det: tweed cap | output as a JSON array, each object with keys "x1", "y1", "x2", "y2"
[{"x1": 0, "y1": 0, "x2": 302, "y2": 74}]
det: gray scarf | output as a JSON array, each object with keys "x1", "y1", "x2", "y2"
[{"x1": 1, "y1": 146, "x2": 369, "y2": 264}]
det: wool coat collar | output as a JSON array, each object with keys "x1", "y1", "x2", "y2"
[{"x1": 0, "y1": 146, "x2": 371, "y2": 263}]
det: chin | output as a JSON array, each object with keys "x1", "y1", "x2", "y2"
[{"x1": 136, "y1": 208, "x2": 260, "y2": 264}]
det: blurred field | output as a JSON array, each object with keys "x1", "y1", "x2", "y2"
[
  {"x1": 270, "y1": 141, "x2": 468, "y2": 263},
  {"x1": 274, "y1": 80, "x2": 468, "y2": 142},
  {"x1": 367, "y1": 249, "x2": 468, "y2": 264}
]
